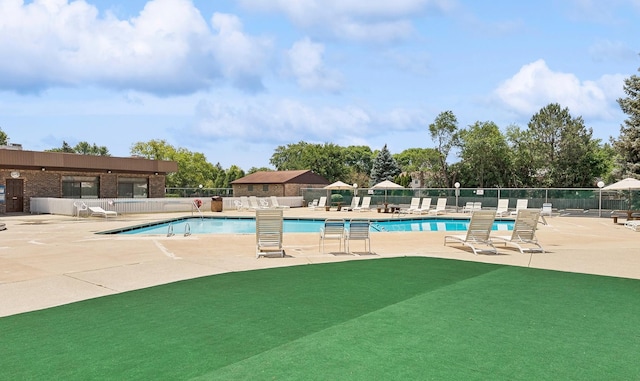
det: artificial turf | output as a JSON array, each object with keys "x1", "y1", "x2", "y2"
[{"x1": 1, "y1": 257, "x2": 639, "y2": 380}]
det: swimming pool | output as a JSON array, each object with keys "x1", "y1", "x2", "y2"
[{"x1": 103, "y1": 217, "x2": 514, "y2": 235}]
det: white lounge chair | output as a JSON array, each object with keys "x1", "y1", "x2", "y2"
[
  {"x1": 429, "y1": 198, "x2": 448, "y2": 215},
  {"x1": 624, "y1": 220, "x2": 640, "y2": 232},
  {"x1": 240, "y1": 196, "x2": 252, "y2": 210},
  {"x1": 255, "y1": 209, "x2": 284, "y2": 258},
  {"x1": 319, "y1": 219, "x2": 346, "y2": 253},
  {"x1": 444, "y1": 210, "x2": 497, "y2": 255},
  {"x1": 541, "y1": 203, "x2": 553, "y2": 216},
  {"x1": 495, "y1": 199, "x2": 510, "y2": 217},
  {"x1": 313, "y1": 196, "x2": 327, "y2": 211},
  {"x1": 510, "y1": 199, "x2": 528, "y2": 216},
  {"x1": 493, "y1": 209, "x2": 545, "y2": 253},
  {"x1": 403, "y1": 197, "x2": 421, "y2": 213},
  {"x1": 346, "y1": 219, "x2": 371, "y2": 254},
  {"x1": 353, "y1": 196, "x2": 371, "y2": 212},
  {"x1": 270, "y1": 196, "x2": 290, "y2": 209},
  {"x1": 249, "y1": 196, "x2": 268, "y2": 210},
  {"x1": 412, "y1": 197, "x2": 432, "y2": 215},
  {"x1": 344, "y1": 197, "x2": 360, "y2": 211},
  {"x1": 89, "y1": 206, "x2": 118, "y2": 218},
  {"x1": 462, "y1": 202, "x2": 475, "y2": 214}
]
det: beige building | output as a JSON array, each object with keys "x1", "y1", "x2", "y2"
[
  {"x1": 0, "y1": 146, "x2": 178, "y2": 214},
  {"x1": 231, "y1": 170, "x2": 329, "y2": 197}
]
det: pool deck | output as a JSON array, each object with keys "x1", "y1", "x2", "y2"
[{"x1": 1, "y1": 207, "x2": 639, "y2": 317}]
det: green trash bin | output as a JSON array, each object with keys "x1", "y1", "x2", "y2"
[{"x1": 211, "y1": 196, "x2": 223, "y2": 212}]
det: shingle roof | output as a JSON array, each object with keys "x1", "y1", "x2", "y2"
[{"x1": 231, "y1": 170, "x2": 328, "y2": 185}]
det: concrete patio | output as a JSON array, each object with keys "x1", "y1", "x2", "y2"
[{"x1": 1, "y1": 207, "x2": 638, "y2": 317}]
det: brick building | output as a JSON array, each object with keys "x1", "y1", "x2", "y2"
[
  {"x1": 0, "y1": 146, "x2": 178, "y2": 214},
  {"x1": 231, "y1": 170, "x2": 329, "y2": 197}
]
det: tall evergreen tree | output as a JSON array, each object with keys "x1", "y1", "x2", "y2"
[
  {"x1": 370, "y1": 144, "x2": 401, "y2": 185},
  {"x1": 613, "y1": 60, "x2": 640, "y2": 178}
]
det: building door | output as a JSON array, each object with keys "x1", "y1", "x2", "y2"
[{"x1": 6, "y1": 179, "x2": 24, "y2": 213}]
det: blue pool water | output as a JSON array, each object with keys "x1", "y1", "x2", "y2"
[{"x1": 112, "y1": 217, "x2": 514, "y2": 235}]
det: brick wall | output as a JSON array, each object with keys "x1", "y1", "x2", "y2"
[{"x1": 0, "y1": 170, "x2": 167, "y2": 214}]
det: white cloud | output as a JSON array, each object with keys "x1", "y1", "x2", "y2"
[
  {"x1": 493, "y1": 59, "x2": 625, "y2": 120},
  {"x1": 191, "y1": 97, "x2": 428, "y2": 145},
  {"x1": 588, "y1": 39, "x2": 637, "y2": 62},
  {"x1": 238, "y1": 0, "x2": 455, "y2": 42},
  {"x1": 286, "y1": 38, "x2": 342, "y2": 92},
  {"x1": 0, "y1": 0, "x2": 271, "y2": 94}
]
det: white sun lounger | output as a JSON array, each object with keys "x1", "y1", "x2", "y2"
[
  {"x1": 493, "y1": 209, "x2": 545, "y2": 253},
  {"x1": 89, "y1": 206, "x2": 118, "y2": 218},
  {"x1": 444, "y1": 210, "x2": 497, "y2": 255}
]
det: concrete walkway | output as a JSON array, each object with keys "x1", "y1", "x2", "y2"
[{"x1": 1, "y1": 208, "x2": 638, "y2": 317}]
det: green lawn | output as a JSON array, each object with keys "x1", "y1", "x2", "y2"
[{"x1": 1, "y1": 257, "x2": 639, "y2": 380}]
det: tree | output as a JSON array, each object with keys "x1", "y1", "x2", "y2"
[
  {"x1": 247, "y1": 167, "x2": 273, "y2": 174},
  {"x1": 270, "y1": 141, "x2": 348, "y2": 182},
  {"x1": 46, "y1": 141, "x2": 75, "y2": 153},
  {"x1": 73, "y1": 141, "x2": 110, "y2": 156},
  {"x1": 613, "y1": 60, "x2": 640, "y2": 178},
  {"x1": 0, "y1": 127, "x2": 7, "y2": 145},
  {"x1": 394, "y1": 173, "x2": 412, "y2": 187},
  {"x1": 223, "y1": 165, "x2": 246, "y2": 188},
  {"x1": 370, "y1": 144, "x2": 401, "y2": 185},
  {"x1": 270, "y1": 141, "x2": 310, "y2": 170},
  {"x1": 46, "y1": 141, "x2": 109, "y2": 155},
  {"x1": 130, "y1": 139, "x2": 175, "y2": 160},
  {"x1": 429, "y1": 111, "x2": 459, "y2": 187},
  {"x1": 342, "y1": 145, "x2": 374, "y2": 186},
  {"x1": 393, "y1": 148, "x2": 441, "y2": 187},
  {"x1": 456, "y1": 121, "x2": 512, "y2": 188},
  {"x1": 505, "y1": 124, "x2": 536, "y2": 187},
  {"x1": 131, "y1": 140, "x2": 215, "y2": 188},
  {"x1": 523, "y1": 103, "x2": 605, "y2": 187}
]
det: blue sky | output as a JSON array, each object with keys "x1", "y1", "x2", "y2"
[{"x1": 1, "y1": 0, "x2": 639, "y2": 170}]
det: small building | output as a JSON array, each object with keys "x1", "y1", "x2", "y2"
[
  {"x1": 0, "y1": 147, "x2": 178, "y2": 214},
  {"x1": 231, "y1": 170, "x2": 329, "y2": 197}
]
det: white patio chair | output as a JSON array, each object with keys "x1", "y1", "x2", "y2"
[
  {"x1": 255, "y1": 209, "x2": 284, "y2": 258},
  {"x1": 319, "y1": 219, "x2": 346, "y2": 253}
]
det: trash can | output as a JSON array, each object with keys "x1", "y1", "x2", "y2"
[{"x1": 211, "y1": 196, "x2": 223, "y2": 212}]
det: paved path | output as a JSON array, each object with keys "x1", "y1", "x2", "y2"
[{"x1": 1, "y1": 208, "x2": 638, "y2": 317}]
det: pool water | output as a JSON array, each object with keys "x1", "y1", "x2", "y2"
[{"x1": 113, "y1": 217, "x2": 514, "y2": 235}]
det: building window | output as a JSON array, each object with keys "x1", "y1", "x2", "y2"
[
  {"x1": 262, "y1": 184, "x2": 269, "y2": 191},
  {"x1": 118, "y1": 177, "x2": 148, "y2": 198},
  {"x1": 62, "y1": 176, "x2": 99, "y2": 198},
  {"x1": 248, "y1": 185, "x2": 254, "y2": 191}
]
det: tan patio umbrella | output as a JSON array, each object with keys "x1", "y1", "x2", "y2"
[
  {"x1": 324, "y1": 181, "x2": 354, "y2": 190},
  {"x1": 602, "y1": 177, "x2": 640, "y2": 191},
  {"x1": 371, "y1": 180, "x2": 404, "y2": 203},
  {"x1": 324, "y1": 181, "x2": 355, "y2": 205},
  {"x1": 602, "y1": 177, "x2": 640, "y2": 210}
]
